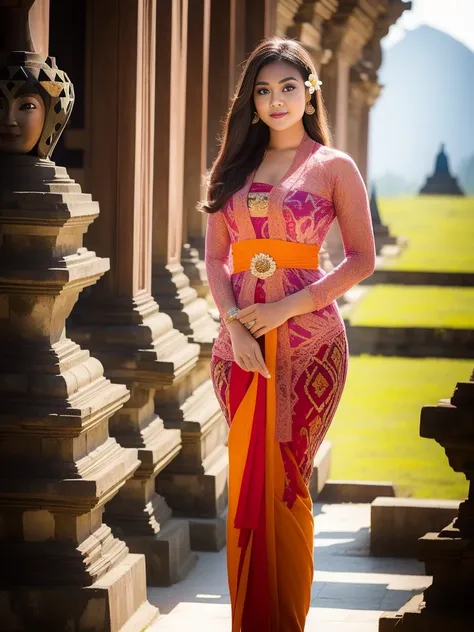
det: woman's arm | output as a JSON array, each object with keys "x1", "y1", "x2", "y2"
[
  {"x1": 205, "y1": 210, "x2": 237, "y2": 319},
  {"x1": 281, "y1": 153, "x2": 376, "y2": 318},
  {"x1": 205, "y1": 209, "x2": 270, "y2": 376}
]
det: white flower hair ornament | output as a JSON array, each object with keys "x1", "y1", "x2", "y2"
[{"x1": 305, "y1": 73, "x2": 322, "y2": 94}]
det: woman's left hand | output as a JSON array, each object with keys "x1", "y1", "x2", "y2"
[{"x1": 235, "y1": 301, "x2": 291, "y2": 339}]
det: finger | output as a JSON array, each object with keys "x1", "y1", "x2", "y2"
[
  {"x1": 235, "y1": 305, "x2": 256, "y2": 320},
  {"x1": 239, "y1": 315, "x2": 256, "y2": 326},
  {"x1": 249, "y1": 321, "x2": 260, "y2": 334},
  {"x1": 252, "y1": 347, "x2": 270, "y2": 378},
  {"x1": 238, "y1": 354, "x2": 250, "y2": 372},
  {"x1": 241, "y1": 353, "x2": 255, "y2": 373},
  {"x1": 253, "y1": 326, "x2": 267, "y2": 339},
  {"x1": 245, "y1": 349, "x2": 261, "y2": 375}
]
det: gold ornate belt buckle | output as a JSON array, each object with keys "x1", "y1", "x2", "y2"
[{"x1": 249, "y1": 252, "x2": 277, "y2": 279}]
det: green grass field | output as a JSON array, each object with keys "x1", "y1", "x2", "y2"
[
  {"x1": 378, "y1": 195, "x2": 474, "y2": 273},
  {"x1": 326, "y1": 356, "x2": 471, "y2": 499},
  {"x1": 345, "y1": 285, "x2": 474, "y2": 329},
  {"x1": 331, "y1": 197, "x2": 474, "y2": 497}
]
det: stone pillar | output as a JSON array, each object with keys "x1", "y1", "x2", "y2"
[
  {"x1": 380, "y1": 370, "x2": 474, "y2": 631},
  {"x1": 360, "y1": 0, "x2": 411, "y2": 179},
  {"x1": 152, "y1": 0, "x2": 229, "y2": 552},
  {"x1": 352, "y1": 1, "x2": 412, "y2": 258},
  {"x1": 207, "y1": 0, "x2": 246, "y2": 167},
  {"x1": 347, "y1": 68, "x2": 367, "y2": 179},
  {"x1": 0, "y1": 3, "x2": 155, "y2": 629},
  {"x1": 321, "y1": 1, "x2": 389, "y2": 265},
  {"x1": 369, "y1": 185, "x2": 398, "y2": 254},
  {"x1": 152, "y1": 0, "x2": 218, "y2": 345},
  {"x1": 181, "y1": 0, "x2": 210, "y2": 298},
  {"x1": 68, "y1": 0, "x2": 198, "y2": 586},
  {"x1": 182, "y1": 0, "x2": 277, "y2": 301},
  {"x1": 245, "y1": 0, "x2": 277, "y2": 55}
]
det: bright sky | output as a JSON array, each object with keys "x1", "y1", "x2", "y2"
[{"x1": 383, "y1": 0, "x2": 474, "y2": 53}]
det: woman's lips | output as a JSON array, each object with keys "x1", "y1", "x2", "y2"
[{"x1": 270, "y1": 112, "x2": 287, "y2": 118}]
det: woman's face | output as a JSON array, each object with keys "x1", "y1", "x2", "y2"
[
  {"x1": 0, "y1": 91, "x2": 46, "y2": 154},
  {"x1": 253, "y1": 60, "x2": 308, "y2": 132}
]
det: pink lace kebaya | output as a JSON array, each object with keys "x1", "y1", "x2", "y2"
[{"x1": 207, "y1": 133, "x2": 375, "y2": 452}]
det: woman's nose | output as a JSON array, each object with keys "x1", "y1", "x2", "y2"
[{"x1": 270, "y1": 96, "x2": 284, "y2": 108}]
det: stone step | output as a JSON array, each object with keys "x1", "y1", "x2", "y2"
[
  {"x1": 371, "y1": 497, "x2": 460, "y2": 557},
  {"x1": 318, "y1": 480, "x2": 396, "y2": 504}
]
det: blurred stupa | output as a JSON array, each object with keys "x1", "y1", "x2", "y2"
[
  {"x1": 419, "y1": 143, "x2": 465, "y2": 195},
  {"x1": 370, "y1": 185, "x2": 398, "y2": 253}
]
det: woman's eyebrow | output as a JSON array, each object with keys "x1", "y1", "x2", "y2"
[{"x1": 255, "y1": 76, "x2": 299, "y2": 86}]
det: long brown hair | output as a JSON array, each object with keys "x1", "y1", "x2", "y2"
[{"x1": 200, "y1": 37, "x2": 331, "y2": 214}]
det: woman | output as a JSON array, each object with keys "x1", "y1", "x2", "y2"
[{"x1": 203, "y1": 37, "x2": 375, "y2": 631}]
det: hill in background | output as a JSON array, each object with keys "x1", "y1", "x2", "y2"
[{"x1": 369, "y1": 25, "x2": 474, "y2": 196}]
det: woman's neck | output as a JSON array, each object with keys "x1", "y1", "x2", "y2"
[{"x1": 267, "y1": 122, "x2": 306, "y2": 151}]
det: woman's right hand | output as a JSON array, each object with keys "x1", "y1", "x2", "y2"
[{"x1": 227, "y1": 321, "x2": 271, "y2": 379}]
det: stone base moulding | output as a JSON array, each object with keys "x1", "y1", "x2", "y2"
[
  {"x1": 0, "y1": 554, "x2": 157, "y2": 632},
  {"x1": 152, "y1": 261, "x2": 219, "y2": 345},
  {"x1": 69, "y1": 294, "x2": 201, "y2": 587},
  {"x1": 156, "y1": 376, "x2": 230, "y2": 552},
  {"x1": 0, "y1": 156, "x2": 156, "y2": 629},
  {"x1": 188, "y1": 512, "x2": 228, "y2": 552},
  {"x1": 181, "y1": 242, "x2": 210, "y2": 300},
  {"x1": 124, "y1": 519, "x2": 198, "y2": 587}
]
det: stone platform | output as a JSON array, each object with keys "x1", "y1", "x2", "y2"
[
  {"x1": 345, "y1": 322, "x2": 474, "y2": 359},
  {"x1": 147, "y1": 503, "x2": 432, "y2": 631}
]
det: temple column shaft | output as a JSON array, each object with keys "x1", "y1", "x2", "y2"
[
  {"x1": 206, "y1": 0, "x2": 246, "y2": 167},
  {"x1": 347, "y1": 78, "x2": 366, "y2": 177},
  {"x1": 359, "y1": 99, "x2": 369, "y2": 183},
  {"x1": 68, "y1": 0, "x2": 198, "y2": 586},
  {"x1": 152, "y1": 0, "x2": 217, "y2": 344},
  {"x1": 183, "y1": 0, "x2": 277, "y2": 295},
  {"x1": 321, "y1": 1, "x2": 387, "y2": 264},
  {"x1": 245, "y1": 0, "x2": 277, "y2": 55},
  {"x1": 181, "y1": 0, "x2": 211, "y2": 297},
  {"x1": 151, "y1": 0, "x2": 229, "y2": 551},
  {"x1": 183, "y1": 0, "x2": 210, "y2": 249},
  {"x1": 334, "y1": 54, "x2": 350, "y2": 150}
]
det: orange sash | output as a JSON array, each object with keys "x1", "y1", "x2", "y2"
[
  {"x1": 227, "y1": 239, "x2": 318, "y2": 631},
  {"x1": 231, "y1": 238, "x2": 320, "y2": 275}
]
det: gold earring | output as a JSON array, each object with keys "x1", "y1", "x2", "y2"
[
  {"x1": 252, "y1": 111, "x2": 260, "y2": 124},
  {"x1": 305, "y1": 100, "x2": 315, "y2": 115}
]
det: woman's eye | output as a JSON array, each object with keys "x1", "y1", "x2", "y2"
[
  {"x1": 283, "y1": 85, "x2": 295, "y2": 92},
  {"x1": 20, "y1": 102, "x2": 36, "y2": 110},
  {"x1": 256, "y1": 88, "x2": 269, "y2": 95}
]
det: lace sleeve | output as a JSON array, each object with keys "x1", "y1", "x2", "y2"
[
  {"x1": 305, "y1": 153, "x2": 376, "y2": 309},
  {"x1": 204, "y1": 209, "x2": 237, "y2": 320}
]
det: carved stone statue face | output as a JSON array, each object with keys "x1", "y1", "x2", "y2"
[
  {"x1": 0, "y1": 88, "x2": 46, "y2": 154},
  {"x1": 0, "y1": 52, "x2": 74, "y2": 159}
]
